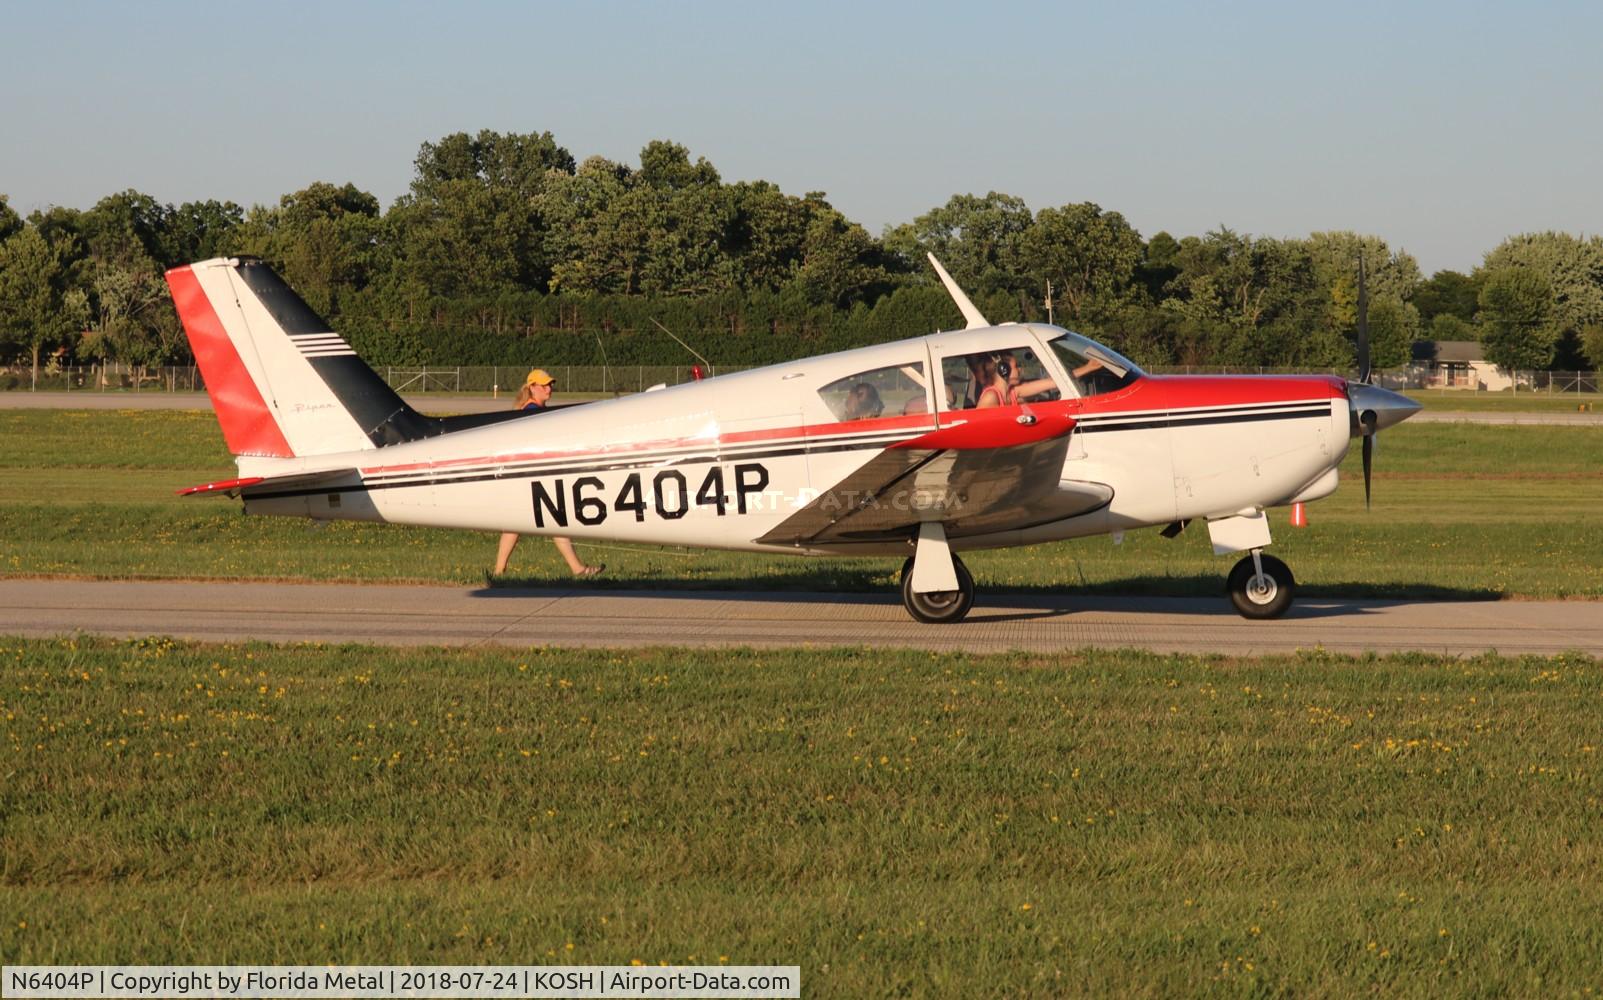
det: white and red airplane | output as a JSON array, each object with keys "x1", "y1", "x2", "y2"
[{"x1": 167, "y1": 255, "x2": 1418, "y2": 622}]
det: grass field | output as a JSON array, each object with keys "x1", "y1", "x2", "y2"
[
  {"x1": 1403, "y1": 389, "x2": 1603, "y2": 412},
  {"x1": 3, "y1": 637, "x2": 1601, "y2": 995},
  {"x1": 2, "y1": 409, "x2": 1601, "y2": 598},
  {"x1": 5, "y1": 409, "x2": 1602, "y2": 994}
]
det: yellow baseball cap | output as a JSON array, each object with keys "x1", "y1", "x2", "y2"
[{"x1": 524, "y1": 368, "x2": 555, "y2": 387}]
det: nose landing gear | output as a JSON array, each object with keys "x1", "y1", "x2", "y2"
[{"x1": 1227, "y1": 549, "x2": 1295, "y2": 619}]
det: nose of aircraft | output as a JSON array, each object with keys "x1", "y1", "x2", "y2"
[{"x1": 1348, "y1": 382, "x2": 1422, "y2": 437}]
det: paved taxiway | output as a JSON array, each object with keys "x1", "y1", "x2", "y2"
[{"x1": 3, "y1": 579, "x2": 1598, "y2": 656}]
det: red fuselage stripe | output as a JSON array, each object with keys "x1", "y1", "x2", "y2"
[{"x1": 354, "y1": 377, "x2": 1342, "y2": 478}]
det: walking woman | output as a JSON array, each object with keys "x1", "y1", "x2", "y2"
[{"x1": 492, "y1": 369, "x2": 604, "y2": 577}]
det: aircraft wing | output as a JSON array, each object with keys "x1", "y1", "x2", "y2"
[{"x1": 756, "y1": 409, "x2": 1112, "y2": 546}]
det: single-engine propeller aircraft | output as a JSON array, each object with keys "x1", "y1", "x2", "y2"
[{"x1": 167, "y1": 254, "x2": 1419, "y2": 622}]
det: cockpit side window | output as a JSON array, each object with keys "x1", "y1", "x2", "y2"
[
  {"x1": 1048, "y1": 335, "x2": 1142, "y2": 398},
  {"x1": 817, "y1": 362, "x2": 929, "y2": 421},
  {"x1": 940, "y1": 346, "x2": 1061, "y2": 410}
]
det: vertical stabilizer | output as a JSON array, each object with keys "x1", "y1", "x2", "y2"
[{"x1": 167, "y1": 258, "x2": 434, "y2": 458}]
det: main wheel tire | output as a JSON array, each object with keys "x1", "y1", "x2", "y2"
[
  {"x1": 1227, "y1": 553, "x2": 1295, "y2": 620},
  {"x1": 900, "y1": 555, "x2": 976, "y2": 624}
]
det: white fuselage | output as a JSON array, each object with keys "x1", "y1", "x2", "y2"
[{"x1": 238, "y1": 324, "x2": 1351, "y2": 557}]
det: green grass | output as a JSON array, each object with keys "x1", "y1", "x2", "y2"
[
  {"x1": 0, "y1": 409, "x2": 231, "y2": 469},
  {"x1": 3, "y1": 410, "x2": 1602, "y2": 597},
  {"x1": 1404, "y1": 388, "x2": 1603, "y2": 412},
  {"x1": 3, "y1": 637, "x2": 1601, "y2": 995}
]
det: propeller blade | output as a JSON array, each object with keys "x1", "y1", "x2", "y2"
[
  {"x1": 1347, "y1": 384, "x2": 1418, "y2": 513},
  {"x1": 1356, "y1": 253, "x2": 1371, "y2": 384},
  {"x1": 1362, "y1": 432, "x2": 1373, "y2": 509},
  {"x1": 1359, "y1": 407, "x2": 1378, "y2": 509}
]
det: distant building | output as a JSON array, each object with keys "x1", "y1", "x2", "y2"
[{"x1": 1411, "y1": 340, "x2": 1515, "y2": 391}]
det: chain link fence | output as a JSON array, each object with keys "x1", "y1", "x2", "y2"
[
  {"x1": 0, "y1": 364, "x2": 204, "y2": 392},
  {"x1": 2, "y1": 362, "x2": 1599, "y2": 396},
  {"x1": 0, "y1": 363, "x2": 752, "y2": 395}
]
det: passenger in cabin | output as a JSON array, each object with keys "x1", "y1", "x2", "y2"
[
  {"x1": 902, "y1": 383, "x2": 950, "y2": 416},
  {"x1": 494, "y1": 368, "x2": 604, "y2": 578},
  {"x1": 843, "y1": 382, "x2": 884, "y2": 420}
]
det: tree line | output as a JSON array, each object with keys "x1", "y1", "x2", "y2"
[{"x1": 2, "y1": 129, "x2": 1598, "y2": 382}]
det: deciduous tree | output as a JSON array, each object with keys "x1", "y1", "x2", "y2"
[
  {"x1": 0, "y1": 227, "x2": 89, "y2": 386},
  {"x1": 0, "y1": 195, "x2": 22, "y2": 243},
  {"x1": 1478, "y1": 267, "x2": 1557, "y2": 379},
  {"x1": 1414, "y1": 270, "x2": 1480, "y2": 323},
  {"x1": 1023, "y1": 202, "x2": 1143, "y2": 320},
  {"x1": 1578, "y1": 324, "x2": 1603, "y2": 371},
  {"x1": 1364, "y1": 294, "x2": 1420, "y2": 371},
  {"x1": 1481, "y1": 232, "x2": 1603, "y2": 340},
  {"x1": 883, "y1": 192, "x2": 1033, "y2": 295}
]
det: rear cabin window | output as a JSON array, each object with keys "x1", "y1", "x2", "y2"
[{"x1": 817, "y1": 363, "x2": 929, "y2": 421}]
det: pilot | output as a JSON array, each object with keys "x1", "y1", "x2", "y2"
[
  {"x1": 843, "y1": 382, "x2": 883, "y2": 420},
  {"x1": 494, "y1": 369, "x2": 603, "y2": 578},
  {"x1": 976, "y1": 352, "x2": 1056, "y2": 408},
  {"x1": 962, "y1": 354, "x2": 996, "y2": 408}
]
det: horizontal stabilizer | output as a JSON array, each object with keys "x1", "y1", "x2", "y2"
[{"x1": 179, "y1": 468, "x2": 358, "y2": 498}]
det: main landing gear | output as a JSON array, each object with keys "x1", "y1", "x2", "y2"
[
  {"x1": 900, "y1": 522, "x2": 975, "y2": 624},
  {"x1": 900, "y1": 555, "x2": 975, "y2": 624},
  {"x1": 1227, "y1": 549, "x2": 1295, "y2": 619}
]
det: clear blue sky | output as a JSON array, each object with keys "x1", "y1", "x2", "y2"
[{"x1": 4, "y1": 0, "x2": 1599, "y2": 275}]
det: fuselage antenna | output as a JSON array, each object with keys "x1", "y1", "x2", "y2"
[{"x1": 650, "y1": 317, "x2": 715, "y2": 377}]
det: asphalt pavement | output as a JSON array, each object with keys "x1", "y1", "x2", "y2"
[{"x1": 3, "y1": 579, "x2": 1598, "y2": 656}]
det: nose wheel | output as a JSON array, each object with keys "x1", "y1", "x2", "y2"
[
  {"x1": 900, "y1": 555, "x2": 975, "y2": 624},
  {"x1": 1227, "y1": 551, "x2": 1295, "y2": 619}
]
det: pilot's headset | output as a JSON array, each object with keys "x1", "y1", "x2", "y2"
[{"x1": 991, "y1": 354, "x2": 1014, "y2": 379}]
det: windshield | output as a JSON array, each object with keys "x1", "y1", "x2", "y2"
[{"x1": 1048, "y1": 332, "x2": 1143, "y2": 397}]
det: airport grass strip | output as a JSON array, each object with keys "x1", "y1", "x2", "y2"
[
  {"x1": 3, "y1": 637, "x2": 1601, "y2": 996},
  {"x1": 4, "y1": 411, "x2": 1603, "y2": 599}
]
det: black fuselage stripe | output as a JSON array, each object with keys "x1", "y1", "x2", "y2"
[
  {"x1": 244, "y1": 405, "x2": 1331, "y2": 501},
  {"x1": 247, "y1": 439, "x2": 901, "y2": 501},
  {"x1": 358, "y1": 431, "x2": 916, "y2": 484},
  {"x1": 357, "y1": 404, "x2": 1330, "y2": 484},
  {"x1": 1078, "y1": 406, "x2": 1331, "y2": 433}
]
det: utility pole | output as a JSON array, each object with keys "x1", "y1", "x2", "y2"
[{"x1": 1043, "y1": 279, "x2": 1055, "y2": 326}]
